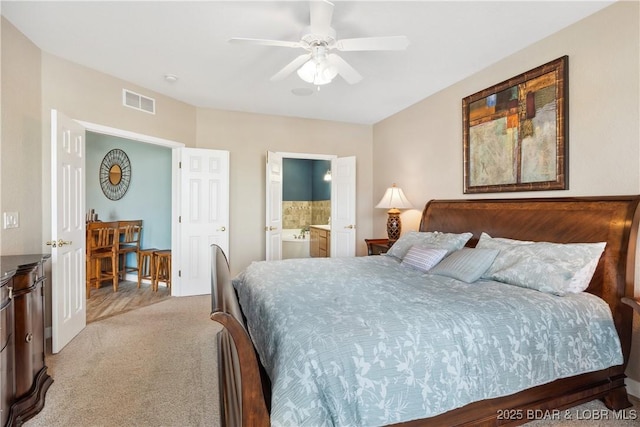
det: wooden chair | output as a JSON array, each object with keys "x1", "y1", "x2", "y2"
[
  {"x1": 117, "y1": 220, "x2": 142, "y2": 280},
  {"x1": 86, "y1": 221, "x2": 120, "y2": 297},
  {"x1": 153, "y1": 250, "x2": 171, "y2": 292},
  {"x1": 137, "y1": 248, "x2": 158, "y2": 289}
]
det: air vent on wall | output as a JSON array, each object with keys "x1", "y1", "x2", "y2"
[{"x1": 122, "y1": 89, "x2": 155, "y2": 114}]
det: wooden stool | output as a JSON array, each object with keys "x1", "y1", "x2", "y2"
[
  {"x1": 137, "y1": 248, "x2": 158, "y2": 289},
  {"x1": 154, "y1": 250, "x2": 171, "y2": 292}
]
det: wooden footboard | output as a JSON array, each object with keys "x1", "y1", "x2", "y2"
[
  {"x1": 210, "y1": 195, "x2": 640, "y2": 426},
  {"x1": 210, "y1": 244, "x2": 270, "y2": 427},
  {"x1": 212, "y1": 313, "x2": 270, "y2": 427}
]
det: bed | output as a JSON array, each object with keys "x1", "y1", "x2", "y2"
[{"x1": 211, "y1": 195, "x2": 639, "y2": 426}]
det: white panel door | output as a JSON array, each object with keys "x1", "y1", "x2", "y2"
[
  {"x1": 265, "y1": 151, "x2": 283, "y2": 261},
  {"x1": 330, "y1": 156, "x2": 356, "y2": 257},
  {"x1": 51, "y1": 109, "x2": 86, "y2": 353},
  {"x1": 177, "y1": 148, "x2": 229, "y2": 296}
]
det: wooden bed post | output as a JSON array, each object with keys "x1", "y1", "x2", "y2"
[
  {"x1": 211, "y1": 312, "x2": 270, "y2": 427},
  {"x1": 210, "y1": 244, "x2": 270, "y2": 427}
]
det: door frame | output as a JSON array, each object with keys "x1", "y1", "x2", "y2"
[
  {"x1": 269, "y1": 151, "x2": 355, "y2": 258},
  {"x1": 76, "y1": 120, "x2": 185, "y2": 295},
  {"x1": 76, "y1": 121, "x2": 184, "y2": 149},
  {"x1": 48, "y1": 117, "x2": 187, "y2": 343}
]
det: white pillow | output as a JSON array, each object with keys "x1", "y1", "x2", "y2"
[
  {"x1": 476, "y1": 232, "x2": 606, "y2": 295},
  {"x1": 401, "y1": 246, "x2": 448, "y2": 273}
]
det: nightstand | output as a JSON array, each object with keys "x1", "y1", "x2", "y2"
[{"x1": 365, "y1": 238, "x2": 391, "y2": 256}]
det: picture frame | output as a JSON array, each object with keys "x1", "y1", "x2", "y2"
[{"x1": 462, "y1": 56, "x2": 568, "y2": 194}]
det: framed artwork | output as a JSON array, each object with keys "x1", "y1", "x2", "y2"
[{"x1": 463, "y1": 56, "x2": 568, "y2": 193}]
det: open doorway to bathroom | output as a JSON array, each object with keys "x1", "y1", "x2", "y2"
[
  {"x1": 281, "y1": 157, "x2": 331, "y2": 259},
  {"x1": 266, "y1": 151, "x2": 355, "y2": 260}
]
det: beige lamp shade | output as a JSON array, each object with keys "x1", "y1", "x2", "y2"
[
  {"x1": 376, "y1": 184, "x2": 413, "y2": 241},
  {"x1": 375, "y1": 184, "x2": 413, "y2": 211}
]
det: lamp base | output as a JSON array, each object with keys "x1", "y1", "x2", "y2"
[{"x1": 386, "y1": 209, "x2": 402, "y2": 241}]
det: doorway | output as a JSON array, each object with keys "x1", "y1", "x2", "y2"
[
  {"x1": 265, "y1": 151, "x2": 356, "y2": 260},
  {"x1": 85, "y1": 131, "x2": 172, "y2": 322},
  {"x1": 52, "y1": 113, "x2": 230, "y2": 352},
  {"x1": 86, "y1": 132, "x2": 172, "y2": 257},
  {"x1": 281, "y1": 157, "x2": 331, "y2": 259}
]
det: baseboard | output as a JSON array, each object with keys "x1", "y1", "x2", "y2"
[
  {"x1": 627, "y1": 377, "x2": 640, "y2": 400},
  {"x1": 124, "y1": 273, "x2": 155, "y2": 285},
  {"x1": 125, "y1": 273, "x2": 139, "y2": 282}
]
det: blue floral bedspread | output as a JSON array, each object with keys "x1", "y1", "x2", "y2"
[{"x1": 232, "y1": 256, "x2": 622, "y2": 427}]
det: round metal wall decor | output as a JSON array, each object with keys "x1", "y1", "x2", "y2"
[{"x1": 99, "y1": 149, "x2": 131, "y2": 200}]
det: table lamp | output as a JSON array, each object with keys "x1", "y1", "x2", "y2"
[{"x1": 375, "y1": 184, "x2": 414, "y2": 241}]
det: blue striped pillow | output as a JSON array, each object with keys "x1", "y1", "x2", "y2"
[
  {"x1": 401, "y1": 246, "x2": 448, "y2": 272},
  {"x1": 429, "y1": 248, "x2": 499, "y2": 283}
]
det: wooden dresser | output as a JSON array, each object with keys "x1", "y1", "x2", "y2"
[
  {"x1": 309, "y1": 226, "x2": 331, "y2": 258},
  {"x1": 1, "y1": 255, "x2": 53, "y2": 426}
]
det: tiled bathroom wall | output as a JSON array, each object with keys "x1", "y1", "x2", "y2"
[
  {"x1": 283, "y1": 200, "x2": 330, "y2": 229},
  {"x1": 311, "y1": 200, "x2": 331, "y2": 226}
]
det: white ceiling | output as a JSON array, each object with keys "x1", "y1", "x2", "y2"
[{"x1": 2, "y1": 1, "x2": 614, "y2": 125}]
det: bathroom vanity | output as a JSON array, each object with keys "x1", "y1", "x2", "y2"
[{"x1": 309, "y1": 225, "x2": 331, "y2": 258}]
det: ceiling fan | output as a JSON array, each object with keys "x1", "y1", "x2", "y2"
[{"x1": 229, "y1": 0, "x2": 409, "y2": 86}]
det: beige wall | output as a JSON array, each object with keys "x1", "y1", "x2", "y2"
[
  {"x1": 40, "y1": 52, "x2": 197, "y2": 146},
  {"x1": 1, "y1": 18, "x2": 42, "y2": 254},
  {"x1": 195, "y1": 108, "x2": 373, "y2": 275},
  {"x1": 373, "y1": 1, "x2": 639, "y2": 235},
  {"x1": 39, "y1": 52, "x2": 198, "y2": 249},
  {"x1": 1, "y1": 15, "x2": 199, "y2": 254},
  {"x1": 373, "y1": 1, "x2": 640, "y2": 392}
]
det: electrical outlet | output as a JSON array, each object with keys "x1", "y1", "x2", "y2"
[{"x1": 3, "y1": 212, "x2": 19, "y2": 229}]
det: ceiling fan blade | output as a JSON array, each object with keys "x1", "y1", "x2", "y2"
[
  {"x1": 327, "y1": 54, "x2": 362, "y2": 84},
  {"x1": 335, "y1": 35, "x2": 409, "y2": 52},
  {"x1": 271, "y1": 53, "x2": 313, "y2": 81},
  {"x1": 229, "y1": 37, "x2": 303, "y2": 49},
  {"x1": 310, "y1": 0, "x2": 334, "y2": 36}
]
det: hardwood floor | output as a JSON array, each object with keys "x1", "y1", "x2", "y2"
[{"x1": 87, "y1": 279, "x2": 171, "y2": 323}]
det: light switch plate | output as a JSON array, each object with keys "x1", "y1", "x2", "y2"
[{"x1": 3, "y1": 211, "x2": 19, "y2": 229}]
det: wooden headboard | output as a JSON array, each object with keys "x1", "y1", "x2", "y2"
[{"x1": 419, "y1": 195, "x2": 640, "y2": 369}]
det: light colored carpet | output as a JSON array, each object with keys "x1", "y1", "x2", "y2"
[
  {"x1": 524, "y1": 397, "x2": 639, "y2": 426},
  {"x1": 23, "y1": 294, "x2": 638, "y2": 426},
  {"x1": 25, "y1": 295, "x2": 221, "y2": 427}
]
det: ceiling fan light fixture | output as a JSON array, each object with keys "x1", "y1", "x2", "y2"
[
  {"x1": 296, "y1": 58, "x2": 338, "y2": 86},
  {"x1": 231, "y1": 0, "x2": 408, "y2": 86},
  {"x1": 297, "y1": 60, "x2": 317, "y2": 83},
  {"x1": 319, "y1": 61, "x2": 338, "y2": 81}
]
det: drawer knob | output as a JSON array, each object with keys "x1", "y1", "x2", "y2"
[{"x1": 25, "y1": 333, "x2": 33, "y2": 343}]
